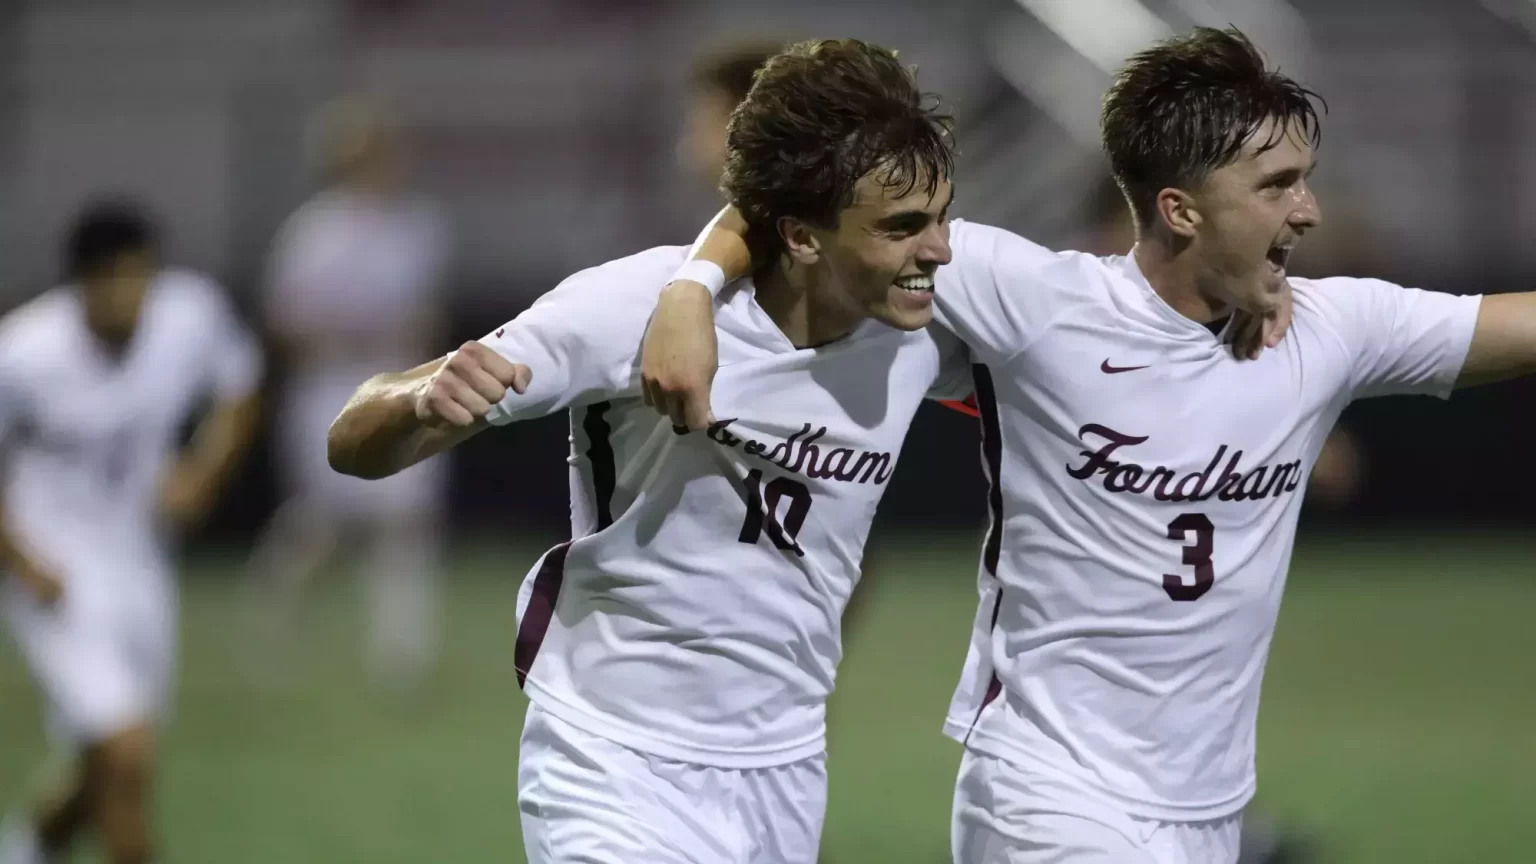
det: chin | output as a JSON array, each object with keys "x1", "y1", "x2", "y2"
[{"x1": 874, "y1": 305, "x2": 933, "y2": 332}]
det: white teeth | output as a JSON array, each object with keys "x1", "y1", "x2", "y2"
[{"x1": 896, "y1": 275, "x2": 934, "y2": 291}]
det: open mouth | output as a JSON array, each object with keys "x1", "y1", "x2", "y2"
[
  {"x1": 895, "y1": 274, "x2": 934, "y2": 295},
  {"x1": 1265, "y1": 244, "x2": 1292, "y2": 275}
]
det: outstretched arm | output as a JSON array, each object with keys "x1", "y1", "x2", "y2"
[{"x1": 1457, "y1": 293, "x2": 1536, "y2": 387}]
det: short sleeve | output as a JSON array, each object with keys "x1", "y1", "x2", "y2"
[
  {"x1": 198, "y1": 284, "x2": 264, "y2": 402},
  {"x1": 480, "y1": 248, "x2": 684, "y2": 425},
  {"x1": 934, "y1": 220, "x2": 1085, "y2": 365},
  {"x1": 1305, "y1": 277, "x2": 1481, "y2": 401}
]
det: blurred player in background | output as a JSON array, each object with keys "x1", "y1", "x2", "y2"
[
  {"x1": 0, "y1": 201, "x2": 262, "y2": 864},
  {"x1": 246, "y1": 98, "x2": 449, "y2": 693},
  {"x1": 678, "y1": 40, "x2": 783, "y2": 190}
]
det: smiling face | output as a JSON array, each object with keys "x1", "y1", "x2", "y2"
[
  {"x1": 795, "y1": 169, "x2": 954, "y2": 331},
  {"x1": 1185, "y1": 116, "x2": 1321, "y2": 315}
]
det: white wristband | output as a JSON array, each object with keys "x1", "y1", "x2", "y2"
[{"x1": 669, "y1": 260, "x2": 727, "y2": 297}]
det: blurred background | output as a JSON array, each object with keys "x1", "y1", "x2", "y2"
[{"x1": 1, "y1": 0, "x2": 1533, "y2": 861}]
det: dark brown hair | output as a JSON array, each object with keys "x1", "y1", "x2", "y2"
[
  {"x1": 1101, "y1": 26, "x2": 1324, "y2": 230},
  {"x1": 66, "y1": 199, "x2": 157, "y2": 282},
  {"x1": 691, "y1": 41, "x2": 781, "y2": 105},
  {"x1": 723, "y1": 38, "x2": 955, "y2": 253}
]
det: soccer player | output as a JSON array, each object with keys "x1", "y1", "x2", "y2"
[
  {"x1": 327, "y1": 39, "x2": 974, "y2": 863},
  {"x1": 637, "y1": 26, "x2": 1536, "y2": 864},
  {"x1": 678, "y1": 40, "x2": 782, "y2": 189},
  {"x1": 0, "y1": 202, "x2": 263, "y2": 864},
  {"x1": 247, "y1": 98, "x2": 449, "y2": 691}
]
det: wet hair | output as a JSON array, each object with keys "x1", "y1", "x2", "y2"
[
  {"x1": 1101, "y1": 26, "x2": 1324, "y2": 229},
  {"x1": 722, "y1": 38, "x2": 955, "y2": 253}
]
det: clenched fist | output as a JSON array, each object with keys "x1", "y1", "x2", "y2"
[{"x1": 415, "y1": 341, "x2": 532, "y2": 427}]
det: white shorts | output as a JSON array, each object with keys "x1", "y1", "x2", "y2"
[
  {"x1": 518, "y1": 703, "x2": 827, "y2": 864},
  {"x1": 279, "y1": 374, "x2": 446, "y2": 521},
  {"x1": 2, "y1": 568, "x2": 175, "y2": 745},
  {"x1": 952, "y1": 748, "x2": 1243, "y2": 864}
]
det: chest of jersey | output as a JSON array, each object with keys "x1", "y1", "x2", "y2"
[
  {"x1": 990, "y1": 312, "x2": 1351, "y2": 607},
  {"x1": 717, "y1": 324, "x2": 937, "y2": 457},
  {"x1": 1024, "y1": 313, "x2": 1346, "y2": 500},
  {"x1": 15, "y1": 310, "x2": 210, "y2": 494},
  {"x1": 589, "y1": 325, "x2": 944, "y2": 572}
]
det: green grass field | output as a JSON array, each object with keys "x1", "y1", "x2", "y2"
[{"x1": 2, "y1": 533, "x2": 1533, "y2": 863}]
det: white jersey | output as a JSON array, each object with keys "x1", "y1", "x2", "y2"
[
  {"x1": 266, "y1": 189, "x2": 445, "y2": 377},
  {"x1": 936, "y1": 220, "x2": 1480, "y2": 820},
  {"x1": 266, "y1": 189, "x2": 447, "y2": 513},
  {"x1": 478, "y1": 246, "x2": 972, "y2": 768},
  {"x1": 0, "y1": 270, "x2": 263, "y2": 585}
]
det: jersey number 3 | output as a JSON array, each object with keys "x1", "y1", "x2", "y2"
[
  {"x1": 1163, "y1": 513, "x2": 1216, "y2": 601},
  {"x1": 738, "y1": 469, "x2": 811, "y2": 557}
]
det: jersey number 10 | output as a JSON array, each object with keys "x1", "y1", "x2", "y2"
[{"x1": 738, "y1": 469, "x2": 811, "y2": 557}]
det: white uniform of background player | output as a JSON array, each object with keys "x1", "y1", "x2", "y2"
[
  {"x1": 0, "y1": 208, "x2": 262, "y2": 864},
  {"x1": 251, "y1": 101, "x2": 449, "y2": 690},
  {"x1": 937, "y1": 221, "x2": 1480, "y2": 862},
  {"x1": 1, "y1": 270, "x2": 262, "y2": 741},
  {"x1": 487, "y1": 246, "x2": 970, "y2": 863}
]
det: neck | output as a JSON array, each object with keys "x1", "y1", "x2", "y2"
[
  {"x1": 1132, "y1": 234, "x2": 1231, "y2": 324},
  {"x1": 84, "y1": 314, "x2": 131, "y2": 357},
  {"x1": 755, "y1": 258, "x2": 863, "y2": 348}
]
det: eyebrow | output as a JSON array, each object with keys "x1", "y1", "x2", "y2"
[
  {"x1": 1259, "y1": 158, "x2": 1318, "y2": 187},
  {"x1": 872, "y1": 186, "x2": 956, "y2": 229}
]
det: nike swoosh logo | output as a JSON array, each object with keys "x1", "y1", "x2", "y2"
[{"x1": 1101, "y1": 359, "x2": 1150, "y2": 374}]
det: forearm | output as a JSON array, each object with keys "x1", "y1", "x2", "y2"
[
  {"x1": 0, "y1": 505, "x2": 50, "y2": 586},
  {"x1": 685, "y1": 206, "x2": 754, "y2": 283},
  {"x1": 1457, "y1": 293, "x2": 1536, "y2": 388},
  {"x1": 174, "y1": 393, "x2": 260, "y2": 494},
  {"x1": 649, "y1": 208, "x2": 754, "y2": 341},
  {"x1": 327, "y1": 358, "x2": 477, "y2": 479}
]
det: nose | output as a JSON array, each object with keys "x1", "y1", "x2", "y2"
[
  {"x1": 917, "y1": 220, "x2": 953, "y2": 267},
  {"x1": 1289, "y1": 180, "x2": 1321, "y2": 230}
]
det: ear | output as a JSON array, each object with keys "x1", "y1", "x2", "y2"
[
  {"x1": 1154, "y1": 188, "x2": 1202, "y2": 239},
  {"x1": 777, "y1": 216, "x2": 821, "y2": 265}
]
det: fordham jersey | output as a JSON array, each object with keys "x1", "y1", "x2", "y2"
[
  {"x1": 935, "y1": 220, "x2": 1480, "y2": 820},
  {"x1": 478, "y1": 246, "x2": 971, "y2": 768},
  {"x1": 0, "y1": 270, "x2": 263, "y2": 585}
]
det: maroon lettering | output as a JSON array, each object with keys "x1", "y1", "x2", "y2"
[
  {"x1": 785, "y1": 426, "x2": 828, "y2": 475},
  {"x1": 819, "y1": 448, "x2": 855, "y2": 481},
  {"x1": 765, "y1": 423, "x2": 810, "y2": 469},
  {"x1": 1066, "y1": 424, "x2": 1149, "y2": 480},
  {"x1": 707, "y1": 418, "x2": 742, "y2": 448}
]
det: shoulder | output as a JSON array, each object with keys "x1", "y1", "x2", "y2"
[
  {"x1": 152, "y1": 268, "x2": 233, "y2": 313},
  {"x1": 0, "y1": 288, "x2": 78, "y2": 362},
  {"x1": 1287, "y1": 275, "x2": 1407, "y2": 334},
  {"x1": 538, "y1": 245, "x2": 690, "y2": 307},
  {"x1": 149, "y1": 269, "x2": 248, "y2": 337},
  {"x1": 1289, "y1": 275, "x2": 1389, "y2": 309},
  {"x1": 0, "y1": 290, "x2": 83, "y2": 397},
  {"x1": 948, "y1": 219, "x2": 1117, "y2": 293}
]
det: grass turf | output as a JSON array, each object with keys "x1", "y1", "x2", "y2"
[{"x1": 1, "y1": 533, "x2": 1532, "y2": 862}]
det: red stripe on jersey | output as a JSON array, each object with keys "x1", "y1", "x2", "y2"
[{"x1": 940, "y1": 394, "x2": 979, "y2": 417}]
